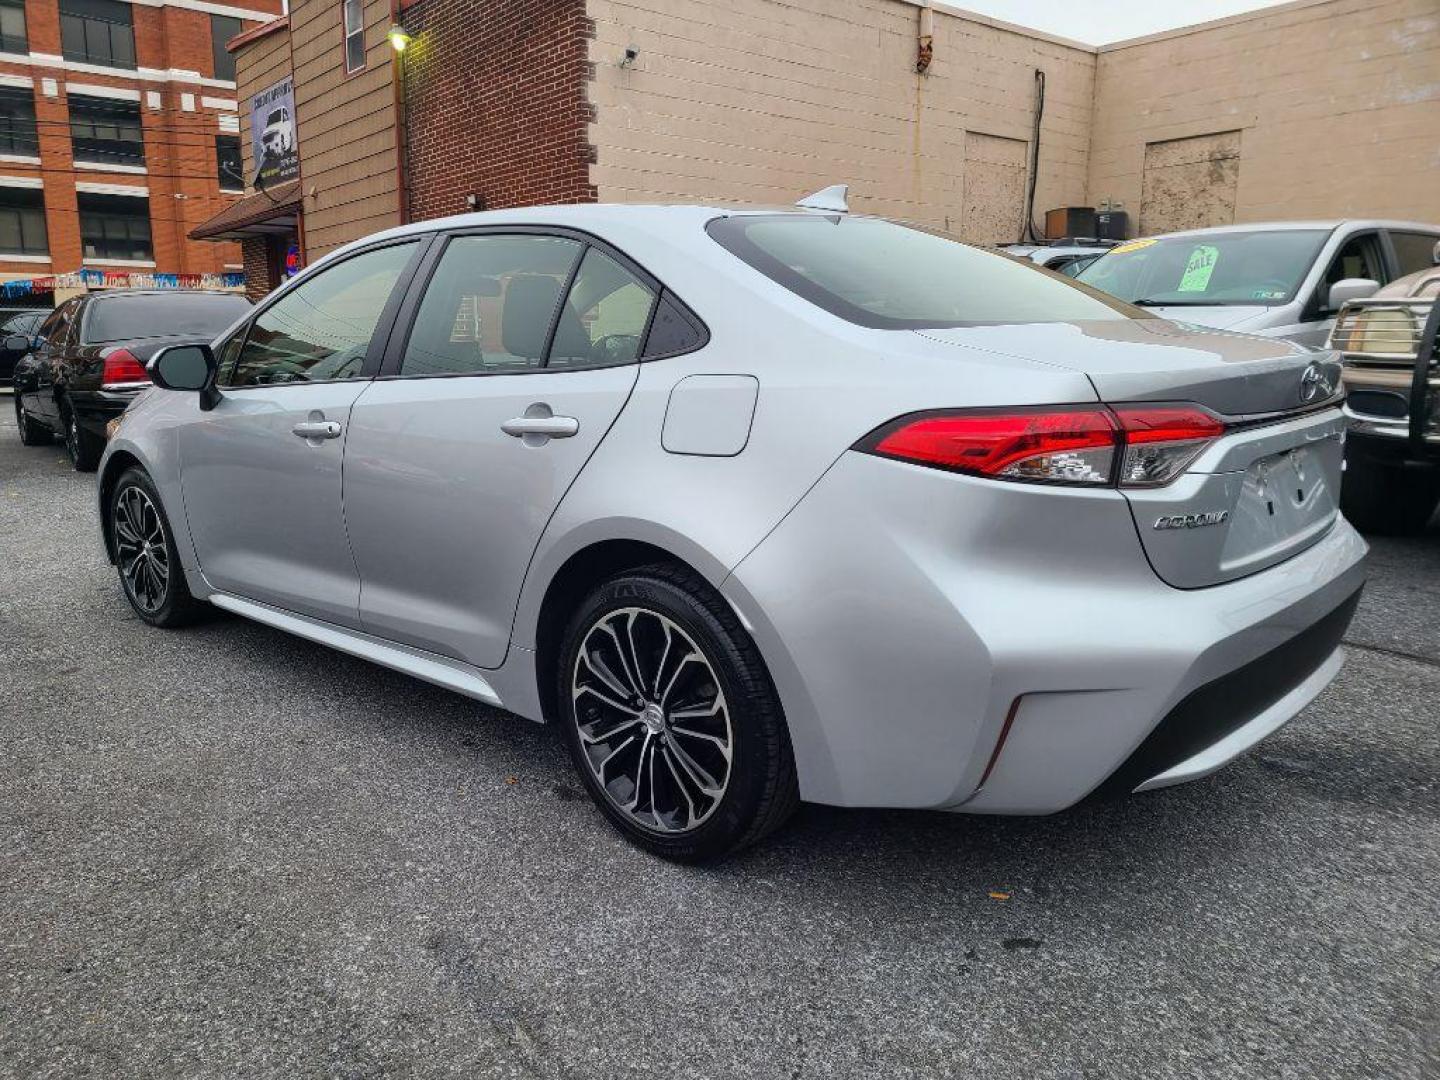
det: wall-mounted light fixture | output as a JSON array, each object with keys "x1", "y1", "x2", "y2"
[
  {"x1": 388, "y1": 24, "x2": 412, "y2": 53},
  {"x1": 619, "y1": 46, "x2": 637, "y2": 68}
]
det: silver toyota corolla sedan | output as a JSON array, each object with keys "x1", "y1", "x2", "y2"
[{"x1": 97, "y1": 194, "x2": 1367, "y2": 861}]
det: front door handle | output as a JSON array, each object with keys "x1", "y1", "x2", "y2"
[
  {"x1": 501, "y1": 403, "x2": 579, "y2": 443},
  {"x1": 292, "y1": 420, "x2": 342, "y2": 440}
]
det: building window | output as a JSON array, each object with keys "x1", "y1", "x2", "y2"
[
  {"x1": 60, "y1": 0, "x2": 136, "y2": 70},
  {"x1": 0, "y1": 187, "x2": 47, "y2": 256},
  {"x1": 216, "y1": 134, "x2": 242, "y2": 191},
  {"x1": 211, "y1": 14, "x2": 241, "y2": 82},
  {"x1": 70, "y1": 95, "x2": 145, "y2": 167},
  {"x1": 78, "y1": 192, "x2": 151, "y2": 261},
  {"x1": 0, "y1": 0, "x2": 28, "y2": 55},
  {"x1": 343, "y1": 0, "x2": 364, "y2": 72},
  {"x1": 0, "y1": 85, "x2": 38, "y2": 157}
]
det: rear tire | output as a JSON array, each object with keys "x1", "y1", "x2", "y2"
[
  {"x1": 1341, "y1": 457, "x2": 1440, "y2": 536},
  {"x1": 14, "y1": 393, "x2": 49, "y2": 446},
  {"x1": 109, "y1": 467, "x2": 205, "y2": 628},
  {"x1": 62, "y1": 401, "x2": 103, "y2": 472},
  {"x1": 556, "y1": 563, "x2": 799, "y2": 862}
]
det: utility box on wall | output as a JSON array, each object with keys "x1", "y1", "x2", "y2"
[{"x1": 1045, "y1": 206, "x2": 1097, "y2": 239}]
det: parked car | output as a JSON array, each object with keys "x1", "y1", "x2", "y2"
[
  {"x1": 1001, "y1": 238, "x2": 1116, "y2": 276},
  {"x1": 0, "y1": 308, "x2": 47, "y2": 387},
  {"x1": 98, "y1": 195, "x2": 1366, "y2": 861},
  {"x1": 13, "y1": 290, "x2": 252, "y2": 470},
  {"x1": 1329, "y1": 260, "x2": 1440, "y2": 534},
  {"x1": 1075, "y1": 220, "x2": 1440, "y2": 345}
]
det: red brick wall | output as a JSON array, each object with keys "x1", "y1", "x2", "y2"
[
  {"x1": 241, "y1": 236, "x2": 277, "y2": 300},
  {"x1": 400, "y1": 0, "x2": 596, "y2": 220}
]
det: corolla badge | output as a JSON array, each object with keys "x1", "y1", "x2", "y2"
[
  {"x1": 1299, "y1": 361, "x2": 1334, "y2": 404},
  {"x1": 1154, "y1": 510, "x2": 1229, "y2": 531}
]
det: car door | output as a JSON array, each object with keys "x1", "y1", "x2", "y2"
[
  {"x1": 25, "y1": 299, "x2": 79, "y2": 425},
  {"x1": 1288, "y1": 229, "x2": 1389, "y2": 347},
  {"x1": 176, "y1": 237, "x2": 426, "y2": 628},
  {"x1": 342, "y1": 230, "x2": 657, "y2": 667}
]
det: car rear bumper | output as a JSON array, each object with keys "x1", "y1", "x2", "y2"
[
  {"x1": 69, "y1": 388, "x2": 142, "y2": 436},
  {"x1": 722, "y1": 450, "x2": 1368, "y2": 812}
]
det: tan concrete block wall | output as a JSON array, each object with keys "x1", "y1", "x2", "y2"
[
  {"x1": 585, "y1": 0, "x2": 1095, "y2": 242},
  {"x1": 1088, "y1": 0, "x2": 1440, "y2": 230}
]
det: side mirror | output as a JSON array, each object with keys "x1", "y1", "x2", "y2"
[
  {"x1": 4, "y1": 334, "x2": 28, "y2": 351},
  {"x1": 1327, "y1": 278, "x2": 1379, "y2": 310},
  {"x1": 151, "y1": 343, "x2": 220, "y2": 410}
]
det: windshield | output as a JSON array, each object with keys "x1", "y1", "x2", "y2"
[
  {"x1": 707, "y1": 215, "x2": 1143, "y2": 329},
  {"x1": 84, "y1": 293, "x2": 251, "y2": 345},
  {"x1": 1076, "y1": 229, "x2": 1329, "y2": 306}
]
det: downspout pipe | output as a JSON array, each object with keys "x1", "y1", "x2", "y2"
[{"x1": 1021, "y1": 67, "x2": 1045, "y2": 243}]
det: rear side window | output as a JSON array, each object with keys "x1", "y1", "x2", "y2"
[
  {"x1": 547, "y1": 247, "x2": 656, "y2": 368},
  {"x1": 1390, "y1": 231, "x2": 1440, "y2": 276},
  {"x1": 402, "y1": 234, "x2": 583, "y2": 376},
  {"x1": 707, "y1": 214, "x2": 1138, "y2": 329},
  {"x1": 83, "y1": 292, "x2": 250, "y2": 344}
]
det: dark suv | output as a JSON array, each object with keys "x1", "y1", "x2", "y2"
[{"x1": 13, "y1": 290, "x2": 251, "y2": 470}]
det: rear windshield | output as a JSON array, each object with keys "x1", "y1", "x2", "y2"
[
  {"x1": 83, "y1": 292, "x2": 252, "y2": 345},
  {"x1": 706, "y1": 214, "x2": 1141, "y2": 329},
  {"x1": 1076, "y1": 229, "x2": 1329, "y2": 306}
]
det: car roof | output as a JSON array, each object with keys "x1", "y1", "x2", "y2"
[{"x1": 1143, "y1": 219, "x2": 1440, "y2": 240}]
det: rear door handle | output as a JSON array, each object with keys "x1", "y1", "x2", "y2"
[
  {"x1": 501, "y1": 416, "x2": 579, "y2": 438},
  {"x1": 501, "y1": 404, "x2": 579, "y2": 443},
  {"x1": 292, "y1": 420, "x2": 342, "y2": 440}
]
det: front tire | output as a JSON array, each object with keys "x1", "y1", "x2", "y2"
[
  {"x1": 557, "y1": 564, "x2": 799, "y2": 862},
  {"x1": 14, "y1": 393, "x2": 49, "y2": 446},
  {"x1": 109, "y1": 467, "x2": 205, "y2": 627},
  {"x1": 1341, "y1": 456, "x2": 1440, "y2": 536},
  {"x1": 62, "y1": 401, "x2": 103, "y2": 472}
]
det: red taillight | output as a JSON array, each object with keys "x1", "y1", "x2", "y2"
[
  {"x1": 101, "y1": 349, "x2": 150, "y2": 389},
  {"x1": 861, "y1": 404, "x2": 1226, "y2": 488}
]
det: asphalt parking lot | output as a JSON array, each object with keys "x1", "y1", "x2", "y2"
[{"x1": 2, "y1": 400, "x2": 1438, "y2": 1080}]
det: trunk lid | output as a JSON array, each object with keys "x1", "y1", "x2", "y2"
[{"x1": 914, "y1": 320, "x2": 1347, "y2": 588}]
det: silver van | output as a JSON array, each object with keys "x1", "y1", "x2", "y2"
[{"x1": 1076, "y1": 220, "x2": 1440, "y2": 346}]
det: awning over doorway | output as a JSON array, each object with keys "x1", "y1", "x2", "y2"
[{"x1": 190, "y1": 180, "x2": 302, "y2": 241}]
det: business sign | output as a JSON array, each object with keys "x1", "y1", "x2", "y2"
[{"x1": 250, "y1": 76, "x2": 298, "y2": 188}]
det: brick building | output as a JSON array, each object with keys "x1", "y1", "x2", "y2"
[
  {"x1": 0, "y1": 0, "x2": 284, "y2": 306},
  {"x1": 198, "y1": 0, "x2": 1439, "y2": 299}
]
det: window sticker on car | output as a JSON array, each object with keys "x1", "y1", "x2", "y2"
[
  {"x1": 1178, "y1": 245, "x2": 1220, "y2": 292},
  {"x1": 1251, "y1": 288, "x2": 1287, "y2": 300},
  {"x1": 1109, "y1": 238, "x2": 1157, "y2": 255}
]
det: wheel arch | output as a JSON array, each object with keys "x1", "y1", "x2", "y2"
[
  {"x1": 97, "y1": 449, "x2": 146, "y2": 563},
  {"x1": 531, "y1": 537, "x2": 711, "y2": 726}
]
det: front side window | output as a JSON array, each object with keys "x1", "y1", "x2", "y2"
[
  {"x1": 60, "y1": 0, "x2": 135, "y2": 69},
  {"x1": 215, "y1": 134, "x2": 242, "y2": 191},
  {"x1": 1078, "y1": 229, "x2": 1329, "y2": 307},
  {"x1": 709, "y1": 215, "x2": 1139, "y2": 329},
  {"x1": 0, "y1": 186, "x2": 47, "y2": 256},
  {"x1": 0, "y1": 0, "x2": 28, "y2": 56},
  {"x1": 548, "y1": 248, "x2": 656, "y2": 368},
  {"x1": 401, "y1": 234, "x2": 583, "y2": 376},
  {"x1": 210, "y1": 14, "x2": 241, "y2": 81},
  {"x1": 226, "y1": 241, "x2": 418, "y2": 387},
  {"x1": 70, "y1": 95, "x2": 145, "y2": 167},
  {"x1": 342, "y1": 0, "x2": 364, "y2": 73},
  {"x1": 77, "y1": 192, "x2": 151, "y2": 261},
  {"x1": 1389, "y1": 231, "x2": 1440, "y2": 277}
]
